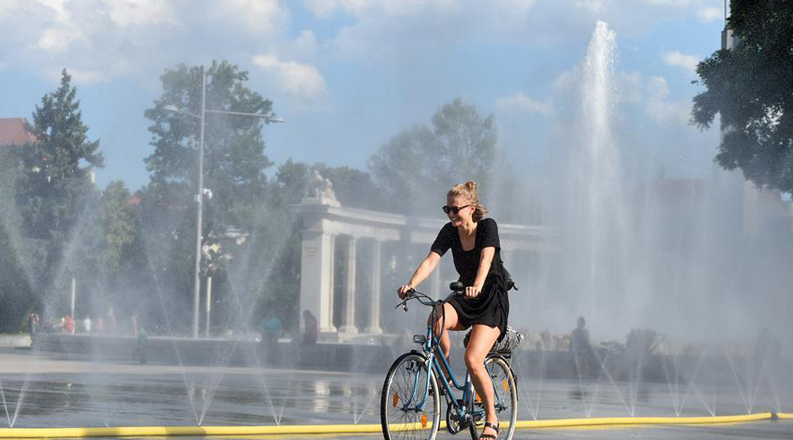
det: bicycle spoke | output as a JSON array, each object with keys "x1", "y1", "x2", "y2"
[{"x1": 382, "y1": 353, "x2": 439, "y2": 440}]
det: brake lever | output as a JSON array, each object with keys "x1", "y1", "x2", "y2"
[
  {"x1": 395, "y1": 297, "x2": 409, "y2": 312},
  {"x1": 395, "y1": 289, "x2": 415, "y2": 312}
]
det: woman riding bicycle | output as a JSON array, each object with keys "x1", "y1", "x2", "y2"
[{"x1": 397, "y1": 180, "x2": 509, "y2": 440}]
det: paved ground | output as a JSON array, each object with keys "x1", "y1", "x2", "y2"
[{"x1": 0, "y1": 347, "x2": 790, "y2": 439}]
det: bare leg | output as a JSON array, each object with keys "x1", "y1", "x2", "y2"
[
  {"x1": 465, "y1": 324, "x2": 501, "y2": 438},
  {"x1": 428, "y1": 303, "x2": 463, "y2": 379}
]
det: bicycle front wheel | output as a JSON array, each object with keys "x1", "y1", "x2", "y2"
[
  {"x1": 469, "y1": 355, "x2": 518, "y2": 440},
  {"x1": 381, "y1": 352, "x2": 441, "y2": 440}
]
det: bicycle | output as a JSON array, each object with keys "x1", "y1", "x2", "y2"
[{"x1": 380, "y1": 282, "x2": 518, "y2": 440}]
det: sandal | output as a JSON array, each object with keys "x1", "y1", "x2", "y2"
[{"x1": 478, "y1": 421, "x2": 500, "y2": 440}]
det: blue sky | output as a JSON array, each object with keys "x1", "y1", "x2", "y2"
[{"x1": 0, "y1": 0, "x2": 727, "y2": 191}]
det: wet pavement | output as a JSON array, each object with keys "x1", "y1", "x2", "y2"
[{"x1": 0, "y1": 347, "x2": 791, "y2": 438}]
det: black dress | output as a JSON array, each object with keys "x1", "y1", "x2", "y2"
[{"x1": 430, "y1": 218, "x2": 510, "y2": 341}]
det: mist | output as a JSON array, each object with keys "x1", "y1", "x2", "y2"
[{"x1": 0, "y1": 0, "x2": 791, "y2": 435}]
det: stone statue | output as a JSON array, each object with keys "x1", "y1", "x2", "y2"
[{"x1": 305, "y1": 170, "x2": 340, "y2": 206}]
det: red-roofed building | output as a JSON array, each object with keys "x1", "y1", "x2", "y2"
[{"x1": 0, "y1": 118, "x2": 36, "y2": 147}]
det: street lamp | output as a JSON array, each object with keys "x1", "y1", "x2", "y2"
[{"x1": 164, "y1": 66, "x2": 284, "y2": 338}]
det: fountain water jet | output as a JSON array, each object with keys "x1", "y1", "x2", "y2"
[
  {"x1": 570, "y1": 20, "x2": 628, "y2": 324},
  {"x1": 143, "y1": 238, "x2": 201, "y2": 425}
]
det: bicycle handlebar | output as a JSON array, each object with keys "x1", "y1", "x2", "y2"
[{"x1": 395, "y1": 282, "x2": 466, "y2": 312}]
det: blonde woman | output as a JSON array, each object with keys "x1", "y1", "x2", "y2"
[{"x1": 397, "y1": 181, "x2": 509, "y2": 440}]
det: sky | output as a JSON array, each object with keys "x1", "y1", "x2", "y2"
[{"x1": 0, "y1": 0, "x2": 728, "y2": 191}]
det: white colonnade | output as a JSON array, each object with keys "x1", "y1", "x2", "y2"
[{"x1": 293, "y1": 197, "x2": 556, "y2": 341}]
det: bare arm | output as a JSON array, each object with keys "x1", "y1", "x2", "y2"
[
  {"x1": 465, "y1": 246, "x2": 495, "y2": 298},
  {"x1": 397, "y1": 251, "x2": 442, "y2": 298}
]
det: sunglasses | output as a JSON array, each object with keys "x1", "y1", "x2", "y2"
[{"x1": 442, "y1": 204, "x2": 472, "y2": 215}]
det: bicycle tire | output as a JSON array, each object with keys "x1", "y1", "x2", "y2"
[
  {"x1": 468, "y1": 355, "x2": 518, "y2": 440},
  {"x1": 381, "y1": 352, "x2": 441, "y2": 440}
]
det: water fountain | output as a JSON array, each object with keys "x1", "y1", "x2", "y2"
[{"x1": 0, "y1": 15, "x2": 790, "y2": 439}]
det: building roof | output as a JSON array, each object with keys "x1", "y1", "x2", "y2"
[{"x1": 0, "y1": 118, "x2": 36, "y2": 147}]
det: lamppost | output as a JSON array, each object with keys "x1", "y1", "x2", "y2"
[{"x1": 164, "y1": 66, "x2": 284, "y2": 339}]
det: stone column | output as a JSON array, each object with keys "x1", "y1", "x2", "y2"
[
  {"x1": 299, "y1": 230, "x2": 337, "y2": 334},
  {"x1": 326, "y1": 234, "x2": 336, "y2": 333},
  {"x1": 364, "y1": 240, "x2": 384, "y2": 334},
  {"x1": 339, "y1": 236, "x2": 358, "y2": 334}
]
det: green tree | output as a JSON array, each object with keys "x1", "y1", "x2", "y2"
[
  {"x1": 15, "y1": 69, "x2": 104, "y2": 242},
  {"x1": 10, "y1": 70, "x2": 104, "y2": 317},
  {"x1": 143, "y1": 61, "x2": 278, "y2": 331},
  {"x1": 692, "y1": 0, "x2": 793, "y2": 192},
  {"x1": 0, "y1": 152, "x2": 35, "y2": 332},
  {"x1": 96, "y1": 181, "x2": 136, "y2": 275},
  {"x1": 368, "y1": 98, "x2": 497, "y2": 213},
  {"x1": 144, "y1": 60, "x2": 275, "y2": 229}
]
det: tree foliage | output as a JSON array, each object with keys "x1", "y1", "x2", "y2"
[
  {"x1": 142, "y1": 61, "x2": 279, "y2": 331},
  {"x1": 0, "y1": 153, "x2": 34, "y2": 332},
  {"x1": 692, "y1": 0, "x2": 793, "y2": 192},
  {"x1": 145, "y1": 60, "x2": 275, "y2": 229},
  {"x1": 15, "y1": 69, "x2": 104, "y2": 241},
  {"x1": 368, "y1": 98, "x2": 497, "y2": 213},
  {"x1": 7, "y1": 70, "x2": 105, "y2": 318},
  {"x1": 96, "y1": 181, "x2": 136, "y2": 275}
]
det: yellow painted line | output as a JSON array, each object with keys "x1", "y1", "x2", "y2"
[
  {"x1": 512, "y1": 412, "x2": 773, "y2": 429},
  {"x1": 0, "y1": 413, "x2": 781, "y2": 438},
  {"x1": 0, "y1": 425, "x2": 382, "y2": 439},
  {"x1": 778, "y1": 413, "x2": 793, "y2": 420}
]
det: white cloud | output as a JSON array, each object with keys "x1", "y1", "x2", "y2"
[
  {"x1": 574, "y1": 0, "x2": 605, "y2": 14},
  {"x1": 697, "y1": 6, "x2": 722, "y2": 22},
  {"x1": 252, "y1": 54, "x2": 326, "y2": 101},
  {"x1": 0, "y1": 0, "x2": 295, "y2": 85},
  {"x1": 306, "y1": 0, "x2": 538, "y2": 61},
  {"x1": 495, "y1": 93, "x2": 553, "y2": 116},
  {"x1": 302, "y1": 0, "x2": 459, "y2": 19},
  {"x1": 108, "y1": 0, "x2": 176, "y2": 27},
  {"x1": 553, "y1": 70, "x2": 576, "y2": 91},
  {"x1": 618, "y1": 71, "x2": 643, "y2": 104},
  {"x1": 37, "y1": 26, "x2": 83, "y2": 53},
  {"x1": 644, "y1": 76, "x2": 690, "y2": 125},
  {"x1": 291, "y1": 30, "x2": 320, "y2": 60},
  {"x1": 640, "y1": 0, "x2": 697, "y2": 5},
  {"x1": 662, "y1": 50, "x2": 700, "y2": 73},
  {"x1": 214, "y1": 0, "x2": 289, "y2": 38}
]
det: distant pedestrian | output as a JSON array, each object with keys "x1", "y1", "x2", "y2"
[
  {"x1": 83, "y1": 316, "x2": 92, "y2": 333},
  {"x1": 570, "y1": 316, "x2": 593, "y2": 376},
  {"x1": 134, "y1": 327, "x2": 149, "y2": 364},
  {"x1": 63, "y1": 315, "x2": 75, "y2": 334},
  {"x1": 262, "y1": 313, "x2": 282, "y2": 352},
  {"x1": 107, "y1": 307, "x2": 116, "y2": 334},
  {"x1": 302, "y1": 310, "x2": 318, "y2": 346},
  {"x1": 28, "y1": 312, "x2": 40, "y2": 338}
]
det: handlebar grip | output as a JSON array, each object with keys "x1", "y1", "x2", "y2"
[{"x1": 449, "y1": 281, "x2": 464, "y2": 292}]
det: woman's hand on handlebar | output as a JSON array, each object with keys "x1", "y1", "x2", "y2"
[
  {"x1": 464, "y1": 284, "x2": 482, "y2": 299},
  {"x1": 397, "y1": 284, "x2": 415, "y2": 300}
]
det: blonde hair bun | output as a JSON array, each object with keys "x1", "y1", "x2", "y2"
[{"x1": 448, "y1": 180, "x2": 488, "y2": 222}]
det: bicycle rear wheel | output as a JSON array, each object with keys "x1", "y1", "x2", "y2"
[
  {"x1": 381, "y1": 352, "x2": 441, "y2": 440},
  {"x1": 469, "y1": 355, "x2": 518, "y2": 440}
]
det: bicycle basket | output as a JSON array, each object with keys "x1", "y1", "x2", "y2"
[{"x1": 464, "y1": 326, "x2": 524, "y2": 353}]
